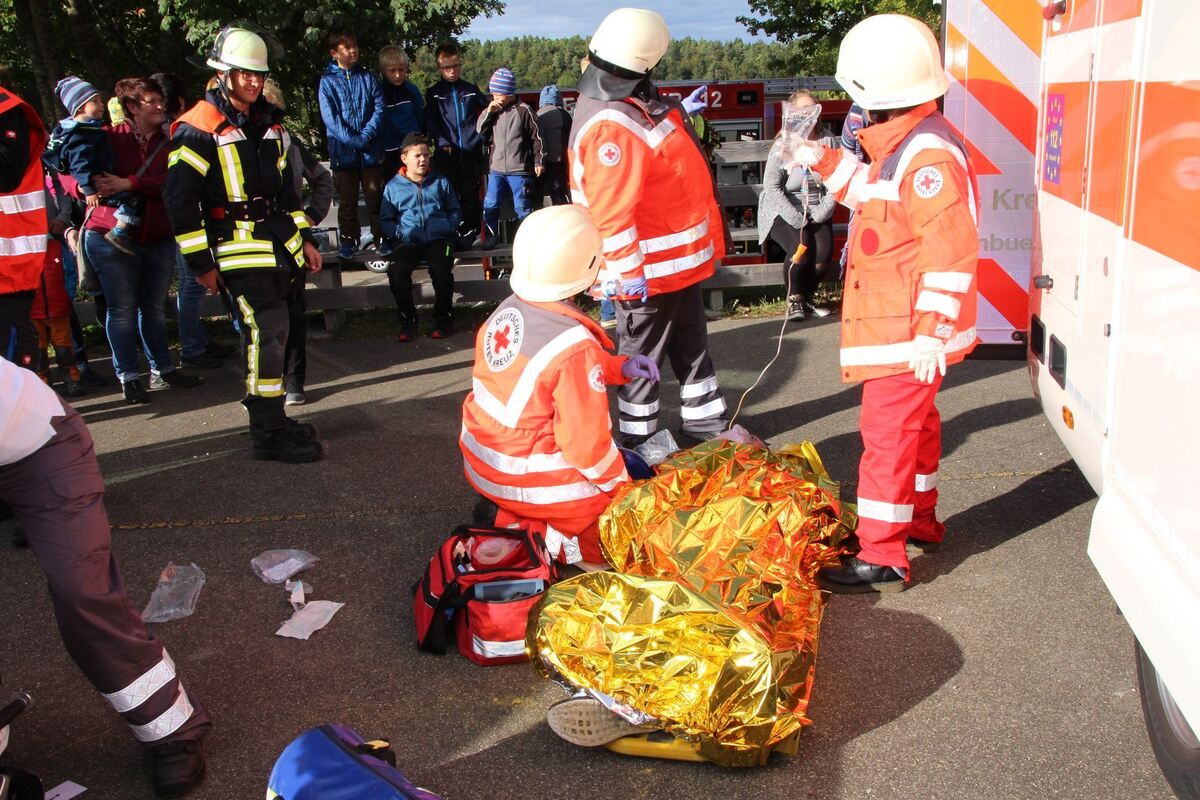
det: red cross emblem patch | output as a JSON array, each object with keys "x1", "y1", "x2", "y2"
[
  {"x1": 913, "y1": 166, "x2": 944, "y2": 199},
  {"x1": 598, "y1": 141, "x2": 622, "y2": 167},
  {"x1": 484, "y1": 308, "x2": 524, "y2": 372}
]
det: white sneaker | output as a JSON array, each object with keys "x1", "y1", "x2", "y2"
[{"x1": 546, "y1": 696, "x2": 650, "y2": 747}]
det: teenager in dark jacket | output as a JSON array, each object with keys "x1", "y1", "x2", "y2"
[
  {"x1": 379, "y1": 133, "x2": 462, "y2": 341},
  {"x1": 423, "y1": 42, "x2": 486, "y2": 245},
  {"x1": 377, "y1": 45, "x2": 424, "y2": 188},
  {"x1": 535, "y1": 84, "x2": 572, "y2": 206},
  {"x1": 476, "y1": 68, "x2": 543, "y2": 249},
  {"x1": 318, "y1": 29, "x2": 384, "y2": 258}
]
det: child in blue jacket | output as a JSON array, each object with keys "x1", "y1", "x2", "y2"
[
  {"x1": 377, "y1": 46, "x2": 424, "y2": 187},
  {"x1": 318, "y1": 29, "x2": 384, "y2": 258},
  {"x1": 379, "y1": 133, "x2": 462, "y2": 341}
]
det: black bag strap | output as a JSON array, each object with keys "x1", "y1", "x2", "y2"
[
  {"x1": 416, "y1": 570, "x2": 466, "y2": 655},
  {"x1": 133, "y1": 129, "x2": 170, "y2": 179}
]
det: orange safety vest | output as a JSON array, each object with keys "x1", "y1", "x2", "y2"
[
  {"x1": 0, "y1": 87, "x2": 48, "y2": 294},
  {"x1": 568, "y1": 93, "x2": 726, "y2": 296},
  {"x1": 461, "y1": 296, "x2": 630, "y2": 538},
  {"x1": 815, "y1": 102, "x2": 980, "y2": 383}
]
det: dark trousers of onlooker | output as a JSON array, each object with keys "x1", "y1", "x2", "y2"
[
  {"x1": 68, "y1": 302, "x2": 93, "y2": 371},
  {"x1": 540, "y1": 161, "x2": 571, "y2": 206},
  {"x1": 222, "y1": 258, "x2": 291, "y2": 432},
  {"x1": 0, "y1": 404, "x2": 212, "y2": 745},
  {"x1": 769, "y1": 218, "x2": 835, "y2": 299},
  {"x1": 387, "y1": 241, "x2": 455, "y2": 325},
  {"x1": 381, "y1": 151, "x2": 401, "y2": 185},
  {"x1": 0, "y1": 289, "x2": 37, "y2": 368},
  {"x1": 436, "y1": 152, "x2": 484, "y2": 239},
  {"x1": 283, "y1": 269, "x2": 306, "y2": 394},
  {"x1": 332, "y1": 166, "x2": 383, "y2": 247}
]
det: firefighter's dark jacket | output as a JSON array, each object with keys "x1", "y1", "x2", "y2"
[{"x1": 164, "y1": 89, "x2": 315, "y2": 277}]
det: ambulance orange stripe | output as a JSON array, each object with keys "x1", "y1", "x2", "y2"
[
  {"x1": 979, "y1": 0, "x2": 1044, "y2": 56},
  {"x1": 1101, "y1": 0, "x2": 1141, "y2": 26},
  {"x1": 977, "y1": 258, "x2": 1030, "y2": 328},
  {"x1": 947, "y1": 23, "x2": 1038, "y2": 153},
  {"x1": 1087, "y1": 80, "x2": 1136, "y2": 227}
]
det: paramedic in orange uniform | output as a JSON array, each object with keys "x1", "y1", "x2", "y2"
[
  {"x1": 795, "y1": 15, "x2": 981, "y2": 593},
  {"x1": 459, "y1": 204, "x2": 660, "y2": 566}
]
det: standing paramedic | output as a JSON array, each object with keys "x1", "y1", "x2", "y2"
[
  {"x1": 791, "y1": 15, "x2": 980, "y2": 593},
  {"x1": 460, "y1": 205, "x2": 659, "y2": 567},
  {"x1": 164, "y1": 24, "x2": 325, "y2": 464},
  {"x1": 570, "y1": 8, "x2": 730, "y2": 448}
]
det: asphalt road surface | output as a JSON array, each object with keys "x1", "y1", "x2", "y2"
[{"x1": 0, "y1": 311, "x2": 1177, "y2": 799}]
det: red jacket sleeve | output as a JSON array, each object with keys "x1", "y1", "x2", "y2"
[
  {"x1": 572, "y1": 121, "x2": 648, "y2": 280},
  {"x1": 550, "y1": 346, "x2": 629, "y2": 494}
]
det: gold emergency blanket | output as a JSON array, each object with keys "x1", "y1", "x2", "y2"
[{"x1": 530, "y1": 440, "x2": 851, "y2": 766}]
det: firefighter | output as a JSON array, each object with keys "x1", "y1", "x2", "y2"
[
  {"x1": 163, "y1": 25, "x2": 323, "y2": 463},
  {"x1": 569, "y1": 8, "x2": 731, "y2": 448},
  {"x1": 459, "y1": 205, "x2": 659, "y2": 566},
  {"x1": 0, "y1": 83, "x2": 46, "y2": 370},
  {"x1": 793, "y1": 14, "x2": 980, "y2": 593}
]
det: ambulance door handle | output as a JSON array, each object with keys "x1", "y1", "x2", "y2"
[{"x1": 1034, "y1": 275, "x2": 1054, "y2": 290}]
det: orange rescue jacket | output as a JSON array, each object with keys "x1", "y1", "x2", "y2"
[
  {"x1": 814, "y1": 102, "x2": 980, "y2": 383},
  {"x1": 568, "y1": 93, "x2": 726, "y2": 296},
  {"x1": 0, "y1": 87, "x2": 48, "y2": 294},
  {"x1": 461, "y1": 296, "x2": 631, "y2": 528}
]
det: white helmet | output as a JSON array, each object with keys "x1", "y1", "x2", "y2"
[
  {"x1": 835, "y1": 14, "x2": 949, "y2": 111},
  {"x1": 206, "y1": 26, "x2": 270, "y2": 73},
  {"x1": 510, "y1": 206, "x2": 603, "y2": 303},
  {"x1": 588, "y1": 8, "x2": 670, "y2": 78}
]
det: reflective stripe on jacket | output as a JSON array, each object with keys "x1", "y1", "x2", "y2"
[
  {"x1": 568, "y1": 93, "x2": 726, "y2": 296},
  {"x1": 0, "y1": 88, "x2": 48, "y2": 294},
  {"x1": 461, "y1": 296, "x2": 630, "y2": 524},
  {"x1": 814, "y1": 103, "x2": 980, "y2": 383}
]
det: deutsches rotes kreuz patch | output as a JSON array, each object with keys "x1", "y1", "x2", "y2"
[
  {"x1": 483, "y1": 308, "x2": 524, "y2": 372},
  {"x1": 913, "y1": 166, "x2": 944, "y2": 199},
  {"x1": 598, "y1": 142, "x2": 622, "y2": 167},
  {"x1": 588, "y1": 364, "x2": 605, "y2": 393}
]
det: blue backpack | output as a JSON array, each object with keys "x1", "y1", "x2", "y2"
[{"x1": 267, "y1": 724, "x2": 442, "y2": 800}]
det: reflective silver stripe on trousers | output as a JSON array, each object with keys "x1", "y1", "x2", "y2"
[
  {"x1": 915, "y1": 472, "x2": 938, "y2": 492},
  {"x1": 679, "y1": 376, "x2": 719, "y2": 400},
  {"x1": 103, "y1": 652, "x2": 176, "y2": 713},
  {"x1": 680, "y1": 397, "x2": 727, "y2": 420},
  {"x1": 619, "y1": 419, "x2": 656, "y2": 435},
  {"x1": 128, "y1": 688, "x2": 195, "y2": 742},
  {"x1": 857, "y1": 497, "x2": 914, "y2": 524},
  {"x1": 619, "y1": 398, "x2": 659, "y2": 416}
]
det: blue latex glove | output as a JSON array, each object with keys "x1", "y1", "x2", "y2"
[
  {"x1": 620, "y1": 276, "x2": 649, "y2": 302},
  {"x1": 621, "y1": 354, "x2": 660, "y2": 383},
  {"x1": 682, "y1": 85, "x2": 708, "y2": 115}
]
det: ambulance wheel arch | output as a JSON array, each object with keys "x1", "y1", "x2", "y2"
[{"x1": 1137, "y1": 641, "x2": 1200, "y2": 800}]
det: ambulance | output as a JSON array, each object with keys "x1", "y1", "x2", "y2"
[{"x1": 948, "y1": 1, "x2": 1200, "y2": 795}]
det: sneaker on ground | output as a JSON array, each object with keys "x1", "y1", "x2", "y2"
[
  {"x1": 150, "y1": 739, "x2": 206, "y2": 798},
  {"x1": 396, "y1": 322, "x2": 417, "y2": 343},
  {"x1": 123, "y1": 379, "x2": 150, "y2": 404},
  {"x1": 431, "y1": 321, "x2": 453, "y2": 339},
  {"x1": 786, "y1": 295, "x2": 806, "y2": 321},
  {"x1": 336, "y1": 242, "x2": 355, "y2": 260},
  {"x1": 152, "y1": 370, "x2": 201, "y2": 389},
  {"x1": 377, "y1": 239, "x2": 395, "y2": 257},
  {"x1": 180, "y1": 352, "x2": 222, "y2": 369},
  {"x1": 546, "y1": 696, "x2": 651, "y2": 747},
  {"x1": 284, "y1": 390, "x2": 306, "y2": 406}
]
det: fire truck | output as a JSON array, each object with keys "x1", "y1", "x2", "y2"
[{"x1": 947, "y1": 0, "x2": 1200, "y2": 795}]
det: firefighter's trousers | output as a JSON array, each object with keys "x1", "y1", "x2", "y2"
[
  {"x1": 223, "y1": 255, "x2": 295, "y2": 432},
  {"x1": 856, "y1": 372, "x2": 945, "y2": 571},
  {"x1": 0, "y1": 406, "x2": 211, "y2": 744},
  {"x1": 615, "y1": 283, "x2": 728, "y2": 443}
]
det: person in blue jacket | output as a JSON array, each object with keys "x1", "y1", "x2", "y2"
[
  {"x1": 318, "y1": 29, "x2": 384, "y2": 259},
  {"x1": 423, "y1": 42, "x2": 486, "y2": 247},
  {"x1": 376, "y1": 45, "x2": 424, "y2": 191},
  {"x1": 379, "y1": 133, "x2": 462, "y2": 341}
]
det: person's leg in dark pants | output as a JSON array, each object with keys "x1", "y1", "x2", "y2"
[
  {"x1": 333, "y1": 168, "x2": 362, "y2": 254},
  {"x1": 0, "y1": 289, "x2": 38, "y2": 369},
  {"x1": 664, "y1": 283, "x2": 728, "y2": 440},
  {"x1": 798, "y1": 220, "x2": 834, "y2": 315},
  {"x1": 768, "y1": 218, "x2": 806, "y2": 320},
  {"x1": 615, "y1": 292, "x2": 675, "y2": 446},
  {"x1": 438, "y1": 154, "x2": 483, "y2": 241},
  {"x1": 361, "y1": 165, "x2": 384, "y2": 244},
  {"x1": 545, "y1": 161, "x2": 570, "y2": 205},
  {"x1": 386, "y1": 244, "x2": 421, "y2": 341},
  {"x1": 283, "y1": 268, "x2": 307, "y2": 403},
  {"x1": 424, "y1": 240, "x2": 455, "y2": 338},
  {"x1": 0, "y1": 405, "x2": 212, "y2": 794}
]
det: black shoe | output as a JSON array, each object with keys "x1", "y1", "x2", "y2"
[
  {"x1": 817, "y1": 555, "x2": 907, "y2": 594},
  {"x1": 157, "y1": 370, "x2": 202, "y2": 389},
  {"x1": 180, "y1": 352, "x2": 222, "y2": 369},
  {"x1": 621, "y1": 433, "x2": 651, "y2": 449},
  {"x1": 786, "y1": 295, "x2": 806, "y2": 321},
  {"x1": 79, "y1": 367, "x2": 108, "y2": 387},
  {"x1": 203, "y1": 341, "x2": 236, "y2": 359},
  {"x1": 251, "y1": 428, "x2": 323, "y2": 463},
  {"x1": 61, "y1": 378, "x2": 86, "y2": 398},
  {"x1": 431, "y1": 319, "x2": 453, "y2": 339},
  {"x1": 150, "y1": 739, "x2": 206, "y2": 798},
  {"x1": 396, "y1": 321, "x2": 417, "y2": 342},
  {"x1": 676, "y1": 429, "x2": 721, "y2": 448},
  {"x1": 123, "y1": 379, "x2": 150, "y2": 404},
  {"x1": 286, "y1": 418, "x2": 317, "y2": 440},
  {"x1": 11, "y1": 525, "x2": 28, "y2": 548}
]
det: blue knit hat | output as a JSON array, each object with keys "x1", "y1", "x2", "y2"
[
  {"x1": 55, "y1": 76, "x2": 101, "y2": 117},
  {"x1": 539, "y1": 85, "x2": 561, "y2": 107},
  {"x1": 489, "y1": 67, "x2": 517, "y2": 96}
]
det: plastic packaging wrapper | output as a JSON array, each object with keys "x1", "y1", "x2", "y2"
[
  {"x1": 531, "y1": 440, "x2": 852, "y2": 766},
  {"x1": 142, "y1": 562, "x2": 206, "y2": 623},
  {"x1": 276, "y1": 600, "x2": 344, "y2": 640},
  {"x1": 634, "y1": 429, "x2": 680, "y2": 466},
  {"x1": 777, "y1": 102, "x2": 823, "y2": 168},
  {"x1": 251, "y1": 549, "x2": 319, "y2": 584}
]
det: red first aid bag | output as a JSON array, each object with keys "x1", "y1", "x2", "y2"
[{"x1": 412, "y1": 525, "x2": 556, "y2": 666}]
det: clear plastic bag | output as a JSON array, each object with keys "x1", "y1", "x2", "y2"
[
  {"x1": 251, "y1": 549, "x2": 319, "y2": 584},
  {"x1": 635, "y1": 429, "x2": 681, "y2": 466},
  {"x1": 276, "y1": 600, "x2": 344, "y2": 640},
  {"x1": 141, "y1": 562, "x2": 206, "y2": 623}
]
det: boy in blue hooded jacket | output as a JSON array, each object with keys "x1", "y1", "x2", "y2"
[
  {"x1": 318, "y1": 29, "x2": 384, "y2": 258},
  {"x1": 380, "y1": 133, "x2": 462, "y2": 341}
]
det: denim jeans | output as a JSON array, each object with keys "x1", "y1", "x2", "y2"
[
  {"x1": 175, "y1": 246, "x2": 210, "y2": 358},
  {"x1": 483, "y1": 172, "x2": 534, "y2": 235},
  {"x1": 600, "y1": 298, "x2": 616, "y2": 322},
  {"x1": 83, "y1": 231, "x2": 176, "y2": 383}
]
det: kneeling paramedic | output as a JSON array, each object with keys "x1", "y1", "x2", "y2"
[
  {"x1": 792, "y1": 15, "x2": 980, "y2": 593},
  {"x1": 459, "y1": 205, "x2": 659, "y2": 567},
  {"x1": 164, "y1": 25, "x2": 324, "y2": 463}
]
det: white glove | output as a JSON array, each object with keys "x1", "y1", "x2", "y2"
[{"x1": 909, "y1": 335, "x2": 947, "y2": 383}]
